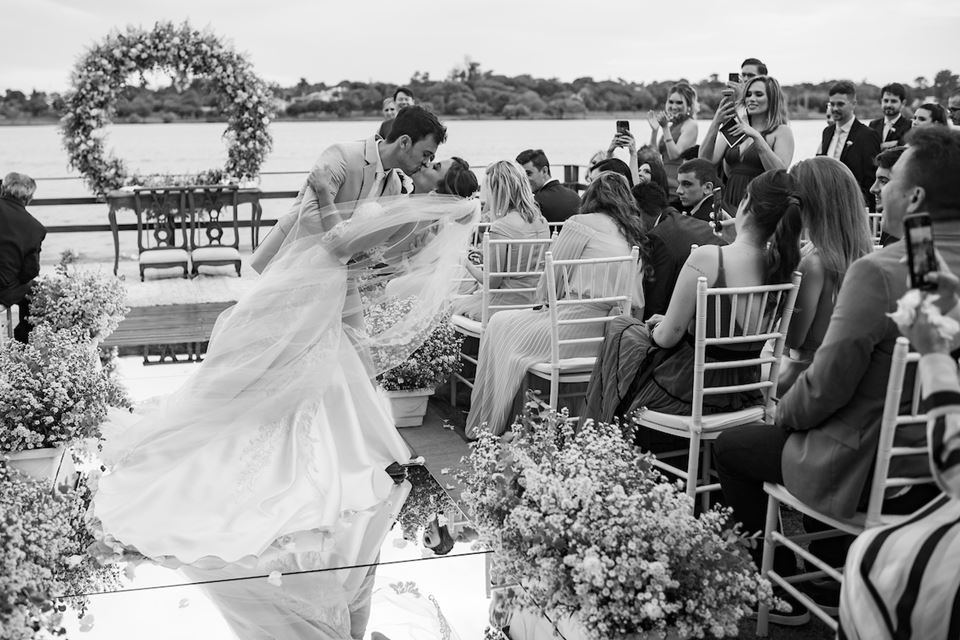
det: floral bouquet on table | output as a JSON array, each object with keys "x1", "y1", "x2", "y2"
[
  {"x1": 364, "y1": 295, "x2": 464, "y2": 392},
  {"x1": 28, "y1": 252, "x2": 128, "y2": 343},
  {"x1": 459, "y1": 399, "x2": 777, "y2": 639}
]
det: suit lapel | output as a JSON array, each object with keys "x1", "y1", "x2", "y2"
[{"x1": 839, "y1": 119, "x2": 860, "y2": 163}]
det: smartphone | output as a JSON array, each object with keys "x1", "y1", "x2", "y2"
[
  {"x1": 904, "y1": 213, "x2": 937, "y2": 291},
  {"x1": 728, "y1": 72, "x2": 741, "y2": 83},
  {"x1": 718, "y1": 117, "x2": 746, "y2": 148},
  {"x1": 616, "y1": 120, "x2": 630, "y2": 134},
  {"x1": 710, "y1": 186, "x2": 724, "y2": 235}
]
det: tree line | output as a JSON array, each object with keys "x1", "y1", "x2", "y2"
[{"x1": 2, "y1": 63, "x2": 957, "y2": 124}]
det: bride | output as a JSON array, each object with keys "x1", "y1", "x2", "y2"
[{"x1": 90, "y1": 181, "x2": 480, "y2": 568}]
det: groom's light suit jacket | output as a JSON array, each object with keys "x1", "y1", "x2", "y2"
[{"x1": 251, "y1": 135, "x2": 398, "y2": 273}]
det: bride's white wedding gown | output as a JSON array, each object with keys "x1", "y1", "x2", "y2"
[{"x1": 91, "y1": 196, "x2": 479, "y2": 568}]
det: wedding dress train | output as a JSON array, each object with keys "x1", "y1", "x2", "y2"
[{"x1": 90, "y1": 195, "x2": 479, "y2": 568}]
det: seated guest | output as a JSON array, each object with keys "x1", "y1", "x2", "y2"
[
  {"x1": 636, "y1": 145, "x2": 670, "y2": 194},
  {"x1": 585, "y1": 169, "x2": 802, "y2": 423},
  {"x1": 585, "y1": 158, "x2": 633, "y2": 188},
  {"x1": 675, "y1": 158, "x2": 720, "y2": 222},
  {"x1": 516, "y1": 149, "x2": 580, "y2": 223},
  {"x1": 451, "y1": 161, "x2": 550, "y2": 320},
  {"x1": 466, "y1": 172, "x2": 647, "y2": 437},
  {"x1": 713, "y1": 127, "x2": 960, "y2": 615},
  {"x1": 634, "y1": 182, "x2": 722, "y2": 319},
  {"x1": 870, "y1": 146, "x2": 906, "y2": 245},
  {"x1": 839, "y1": 278, "x2": 960, "y2": 640},
  {"x1": 777, "y1": 157, "x2": 874, "y2": 394},
  {"x1": 912, "y1": 102, "x2": 950, "y2": 128},
  {"x1": 0, "y1": 172, "x2": 45, "y2": 343}
]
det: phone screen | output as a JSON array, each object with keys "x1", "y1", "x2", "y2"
[
  {"x1": 728, "y1": 72, "x2": 740, "y2": 83},
  {"x1": 905, "y1": 214, "x2": 937, "y2": 290},
  {"x1": 616, "y1": 120, "x2": 630, "y2": 134}
]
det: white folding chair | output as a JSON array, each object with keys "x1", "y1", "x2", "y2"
[
  {"x1": 756, "y1": 337, "x2": 933, "y2": 635},
  {"x1": 450, "y1": 232, "x2": 552, "y2": 406},
  {"x1": 1, "y1": 304, "x2": 13, "y2": 343},
  {"x1": 526, "y1": 247, "x2": 640, "y2": 411},
  {"x1": 867, "y1": 211, "x2": 884, "y2": 250},
  {"x1": 635, "y1": 272, "x2": 803, "y2": 511}
]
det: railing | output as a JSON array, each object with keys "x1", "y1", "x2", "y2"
[{"x1": 26, "y1": 163, "x2": 588, "y2": 236}]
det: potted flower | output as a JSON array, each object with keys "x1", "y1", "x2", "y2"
[
  {"x1": 459, "y1": 400, "x2": 779, "y2": 639},
  {"x1": 365, "y1": 297, "x2": 464, "y2": 428},
  {"x1": 0, "y1": 463, "x2": 121, "y2": 639},
  {"x1": 0, "y1": 326, "x2": 128, "y2": 484},
  {"x1": 28, "y1": 252, "x2": 128, "y2": 344}
]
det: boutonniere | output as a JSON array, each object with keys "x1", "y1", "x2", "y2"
[{"x1": 845, "y1": 140, "x2": 854, "y2": 147}]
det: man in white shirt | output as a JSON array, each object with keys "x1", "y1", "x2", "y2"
[
  {"x1": 868, "y1": 82, "x2": 912, "y2": 149},
  {"x1": 817, "y1": 80, "x2": 882, "y2": 210}
]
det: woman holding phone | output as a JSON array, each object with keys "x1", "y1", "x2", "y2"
[
  {"x1": 699, "y1": 75, "x2": 795, "y2": 213},
  {"x1": 647, "y1": 82, "x2": 699, "y2": 196}
]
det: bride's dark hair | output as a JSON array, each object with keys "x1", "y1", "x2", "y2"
[{"x1": 435, "y1": 157, "x2": 479, "y2": 198}]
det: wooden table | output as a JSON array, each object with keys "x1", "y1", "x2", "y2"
[{"x1": 106, "y1": 187, "x2": 264, "y2": 275}]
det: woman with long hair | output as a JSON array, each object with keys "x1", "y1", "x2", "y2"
[
  {"x1": 648, "y1": 82, "x2": 700, "y2": 195},
  {"x1": 776, "y1": 157, "x2": 873, "y2": 393},
  {"x1": 466, "y1": 171, "x2": 646, "y2": 437},
  {"x1": 586, "y1": 169, "x2": 804, "y2": 422},
  {"x1": 912, "y1": 102, "x2": 950, "y2": 128},
  {"x1": 699, "y1": 76, "x2": 796, "y2": 213},
  {"x1": 452, "y1": 160, "x2": 550, "y2": 319}
]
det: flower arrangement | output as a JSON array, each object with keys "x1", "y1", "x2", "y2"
[
  {"x1": 28, "y1": 257, "x2": 128, "y2": 342},
  {"x1": 459, "y1": 401, "x2": 776, "y2": 639},
  {"x1": 0, "y1": 463, "x2": 121, "y2": 639},
  {"x1": 395, "y1": 465, "x2": 450, "y2": 542},
  {"x1": 0, "y1": 326, "x2": 126, "y2": 452},
  {"x1": 60, "y1": 21, "x2": 274, "y2": 196},
  {"x1": 364, "y1": 296, "x2": 464, "y2": 391}
]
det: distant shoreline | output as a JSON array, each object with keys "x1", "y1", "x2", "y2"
[{"x1": 0, "y1": 111, "x2": 838, "y2": 127}]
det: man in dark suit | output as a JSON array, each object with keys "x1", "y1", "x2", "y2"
[
  {"x1": 715, "y1": 127, "x2": 960, "y2": 603},
  {"x1": 675, "y1": 159, "x2": 719, "y2": 223},
  {"x1": 516, "y1": 148, "x2": 580, "y2": 223},
  {"x1": 817, "y1": 80, "x2": 882, "y2": 210},
  {"x1": 0, "y1": 172, "x2": 46, "y2": 342},
  {"x1": 868, "y1": 82, "x2": 912, "y2": 150},
  {"x1": 633, "y1": 182, "x2": 722, "y2": 319}
]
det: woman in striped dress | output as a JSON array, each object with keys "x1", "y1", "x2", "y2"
[
  {"x1": 838, "y1": 279, "x2": 960, "y2": 640},
  {"x1": 465, "y1": 172, "x2": 646, "y2": 437}
]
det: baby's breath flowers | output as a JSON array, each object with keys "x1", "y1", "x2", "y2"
[{"x1": 460, "y1": 402, "x2": 776, "y2": 639}]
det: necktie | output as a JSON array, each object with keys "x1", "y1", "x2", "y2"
[{"x1": 833, "y1": 126, "x2": 844, "y2": 159}]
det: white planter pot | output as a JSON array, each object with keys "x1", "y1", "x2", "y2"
[
  {"x1": 386, "y1": 388, "x2": 435, "y2": 428},
  {"x1": 4, "y1": 446, "x2": 76, "y2": 487}
]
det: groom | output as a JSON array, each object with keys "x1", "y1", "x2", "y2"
[{"x1": 251, "y1": 105, "x2": 447, "y2": 272}]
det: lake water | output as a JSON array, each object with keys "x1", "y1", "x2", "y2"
[{"x1": 0, "y1": 118, "x2": 833, "y2": 261}]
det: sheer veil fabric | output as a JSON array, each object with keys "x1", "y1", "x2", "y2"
[{"x1": 90, "y1": 194, "x2": 480, "y2": 568}]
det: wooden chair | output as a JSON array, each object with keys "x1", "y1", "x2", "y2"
[
  {"x1": 188, "y1": 185, "x2": 242, "y2": 277},
  {"x1": 756, "y1": 337, "x2": 932, "y2": 635},
  {"x1": 132, "y1": 187, "x2": 191, "y2": 281},
  {"x1": 525, "y1": 247, "x2": 640, "y2": 410},
  {"x1": 634, "y1": 272, "x2": 803, "y2": 511},
  {"x1": 450, "y1": 232, "x2": 553, "y2": 407}
]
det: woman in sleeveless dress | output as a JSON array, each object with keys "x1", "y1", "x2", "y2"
[
  {"x1": 585, "y1": 169, "x2": 803, "y2": 423},
  {"x1": 777, "y1": 157, "x2": 873, "y2": 395},
  {"x1": 699, "y1": 76, "x2": 796, "y2": 214},
  {"x1": 647, "y1": 82, "x2": 700, "y2": 197},
  {"x1": 451, "y1": 160, "x2": 550, "y2": 320}
]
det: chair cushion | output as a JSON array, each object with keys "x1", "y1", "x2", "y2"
[
  {"x1": 192, "y1": 246, "x2": 241, "y2": 262},
  {"x1": 450, "y1": 314, "x2": 482, "y2": 336},
  {"x1": 635, "y1": 406, "x2": 766, "y2": 433},
  {"x1": 140, "y1": 248, "x2": 189, "y2": 265},
  {"x1": 528, "y1": 357, "x2": 596, "y2": 376}
]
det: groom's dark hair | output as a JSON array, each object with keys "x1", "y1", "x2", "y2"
[{"x1": 386, "y1": 105, "x2": 447, "y2": 145}]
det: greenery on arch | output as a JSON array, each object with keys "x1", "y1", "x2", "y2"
[{"x1": 60, "y1": 21, "x2": 274, "y2": 196}]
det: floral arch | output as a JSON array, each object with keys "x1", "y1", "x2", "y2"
[{"x1": 61, "y1": 21, "x2": 274, "y2": 196}]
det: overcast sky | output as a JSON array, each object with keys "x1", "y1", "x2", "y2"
[{"x1": 4, "y1": 0, "x2": 959, "y2": 93}]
